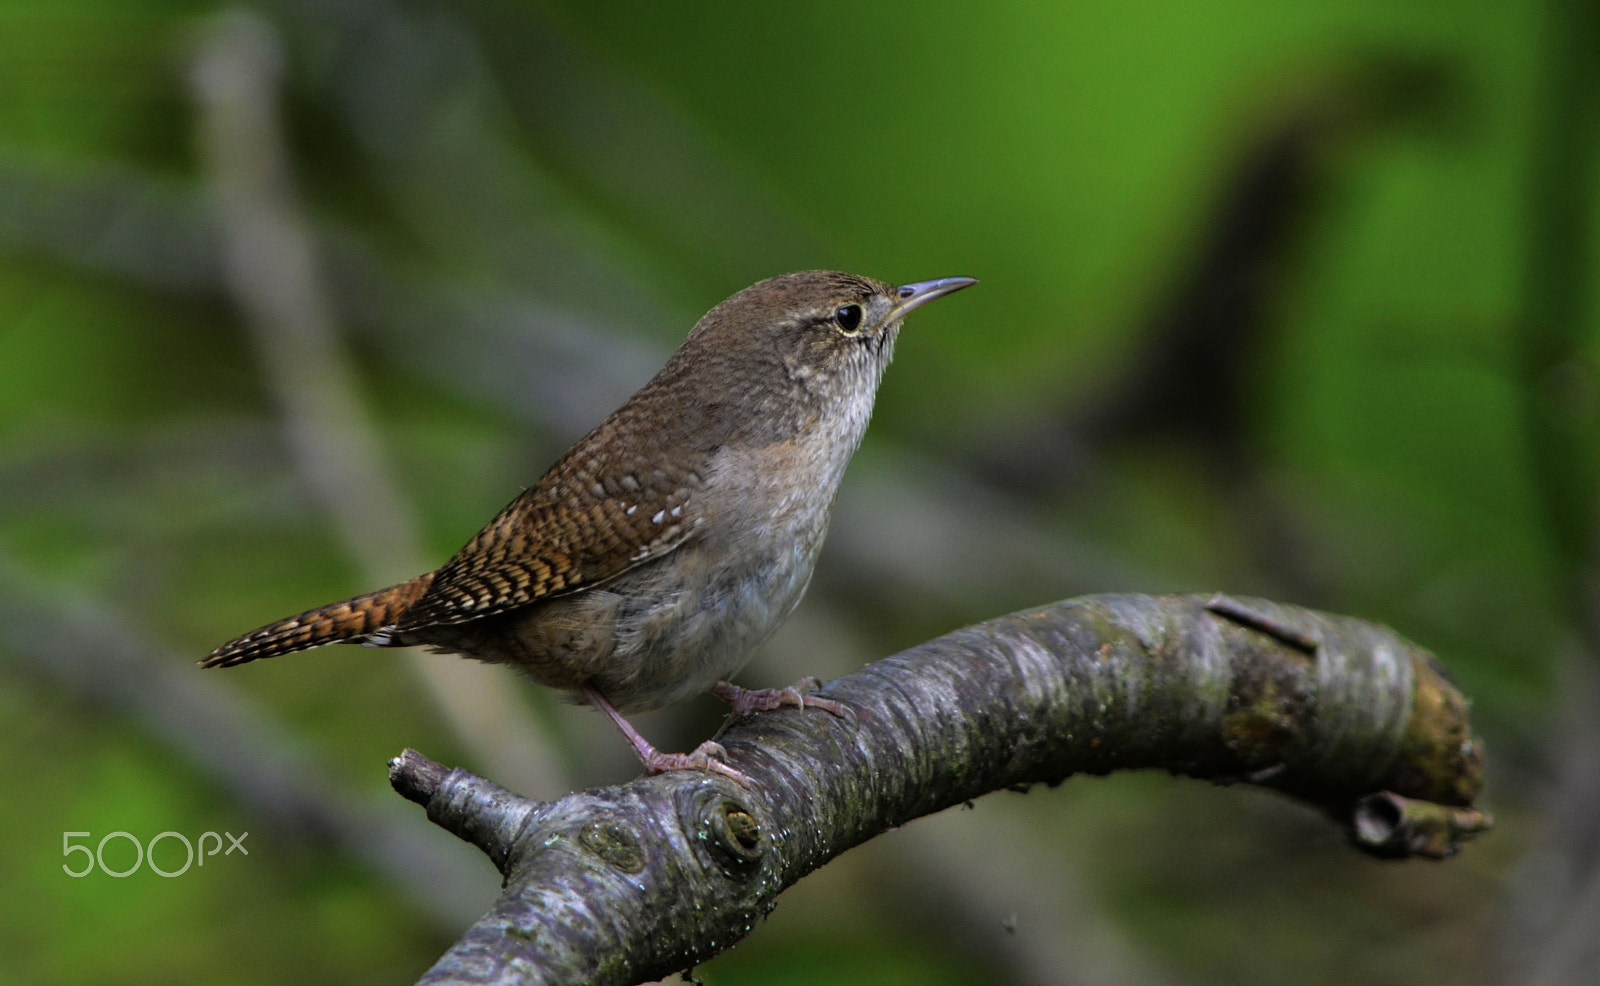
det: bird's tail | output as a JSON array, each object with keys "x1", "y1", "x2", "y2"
[{"x1": 202, "y1": 573, "x2": 435, "y2": 669}]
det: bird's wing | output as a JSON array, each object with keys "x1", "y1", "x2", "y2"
[{"x1": 393, "y1": 452, "x2": 708, "y2": 631}]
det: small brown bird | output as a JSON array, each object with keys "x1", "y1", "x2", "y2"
[{"x1": 205, "y1": 270, "x2": 975, "y2": 782}]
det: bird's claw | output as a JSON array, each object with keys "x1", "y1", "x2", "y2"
[
  {"x1": 711, "y1": 678, "x2": 857, "y2": 725},
  {"x1": 642, "y1": 740, "x2": 751, "y2": 787}
]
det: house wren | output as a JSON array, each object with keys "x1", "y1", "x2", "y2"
[{"x1": 204, "y1": 270, "x2": 975, "y2": 782}]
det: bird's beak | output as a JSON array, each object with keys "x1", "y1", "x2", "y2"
[{"x1": 889, "y1": 276, "x2": 978, "y2": 320}]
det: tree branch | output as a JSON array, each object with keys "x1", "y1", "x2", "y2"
[{"x1": 387, "y1": 593, "x2": 1490, "y2": 985}]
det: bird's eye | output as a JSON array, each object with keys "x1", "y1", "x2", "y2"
[{"x1": 834, "y1": 304, "x2": 863, "y2": 334}]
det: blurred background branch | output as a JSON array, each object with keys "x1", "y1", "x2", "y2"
[
  {"x1": 0, "y1": 548, "x2": 493, "y2": 926},
  {"x1": 190, "y1": 8, "x2": 565, "y2": 801}
]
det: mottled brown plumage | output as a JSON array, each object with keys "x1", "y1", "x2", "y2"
[{"x1": 205, "y1": 270, "x2": 975, "y2": 779}]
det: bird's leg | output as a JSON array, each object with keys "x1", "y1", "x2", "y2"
[
  {"x1": 583, "y1": 684, "x2": 750, "y2": 786},
  {"x1": 710, "y1": 678, "x2": 856, "y2": 738}
]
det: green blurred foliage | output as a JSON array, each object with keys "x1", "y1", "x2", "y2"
[{"x1": 1, "y1": 0, "x2": 1594, "y2": 983}]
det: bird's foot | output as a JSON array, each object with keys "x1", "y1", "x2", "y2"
[
  {"x1": 640, "y1": 740, "x2": 750, "y2": 786},
  {"x1": 584, "y1": 683, "x2": 751, "y2": 786},
  {"x1": 711, "y1": 678, "x2": 856, "y2": 722}
]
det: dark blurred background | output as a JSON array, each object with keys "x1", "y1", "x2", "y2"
[{"x1": 3, "y1": 1, "x2": 1596, "y2": 983}]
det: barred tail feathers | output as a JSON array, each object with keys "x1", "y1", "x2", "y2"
[{"x1": 202, "y1": 573, "x2": 435, "y2": 669}]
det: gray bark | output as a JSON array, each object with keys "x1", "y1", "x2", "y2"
[{"x1": 390, "y1": 593, "x2": 1491, "y2": 985}]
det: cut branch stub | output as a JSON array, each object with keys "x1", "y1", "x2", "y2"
[{"x1": 390, "y1": 593, "x2": 1490, "y2": 986}]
